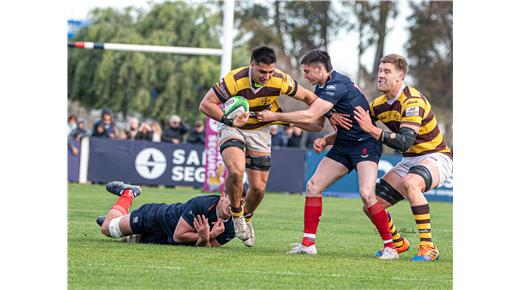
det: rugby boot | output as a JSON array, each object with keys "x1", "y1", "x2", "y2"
[
  {"x1": 232, "y1": 214, "x2": 250, "y2": 241},
  {"x1": 106, "y1": 181, "x2": 142, "y2": 198},
  {"x1": 379, "y1": 247, "x2": 399, "y2": 260},
  {"x1": 287, "y1": 242, "x2": 317, "y2": 255},
  {"x1": 411, "y1": 244, "x2": 440, "y2": 261},
  {"x1": 242, "y1": 221, "x2": 255, "y2": 247},
  {"x1": 374, "y1": 237, "x2": 410, "y2": 257},
  {"x1": 96, "y1": 215, "x2": 106, "y2": 226}
]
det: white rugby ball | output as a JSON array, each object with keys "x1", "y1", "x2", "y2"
[{"x1": 223, "y1": 96, "x2": 249, "y2": 119}]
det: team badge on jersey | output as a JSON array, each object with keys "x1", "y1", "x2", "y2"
[{"x1": 405, "y1": 106, "x2": 420, "y2": 116}]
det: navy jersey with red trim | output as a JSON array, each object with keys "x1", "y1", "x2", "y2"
[
  {"x1": 156, "y1": 195, "x2": 235, "y2": 246},
  {"x1": 316, "y1": 71, "x2": 373, "y2": 143}
]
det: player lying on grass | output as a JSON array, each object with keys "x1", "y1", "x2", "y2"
[{"x1": 96, "y1": 181, "x2": 239, "y2": 247}]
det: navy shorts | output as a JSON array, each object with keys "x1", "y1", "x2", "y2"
[
  {"x1": 129, "y1": 203, "x2": 170, "y2": 244},
  {"x1": 326, "y1": 138, "x2": 382, "y2": 172}
]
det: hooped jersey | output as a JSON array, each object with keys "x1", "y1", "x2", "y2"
[
  {"x1": 370, "y1": 85, "x2": 452, "y2": 159},
  {"x1": 212, "y1": 66, "x2": 298, "y2": 130}
]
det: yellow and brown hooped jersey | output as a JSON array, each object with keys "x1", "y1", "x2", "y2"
[
  {"x1": 369, "y1": 86, "x2": 452, "y2": 159},
  {"x1": 212, "y1": 66, "x2": 298, "y2": 130}
]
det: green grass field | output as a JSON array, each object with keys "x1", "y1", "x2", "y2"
[{"x1": 68, "y1": 183, "x2": 452, "y2": 289}]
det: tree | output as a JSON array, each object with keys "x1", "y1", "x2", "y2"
[
  {"x1": 344, "y1": 0, "x2": 397, "y2": 99},
  {"x1": 234, "y1": 0, "x2": 347, "y2": 112},
  {"x1": 235, "y1": 1, "x2": 345, "y2": 76},
  {"x1": 68, "y1": 2, "x2": 222, "y2": 124},
  {"x1": 405, "y1": 1, "x2": 453, "y2": 147},
  {"x1": 406, "y1": 1, "x2": 453, "y2": 109}
]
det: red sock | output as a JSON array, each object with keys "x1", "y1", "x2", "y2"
[
  {"x1": 111, "y1": 189, "x2": 134, "y2": 215},
  {"x1": 303, "y1": 196, "x2": 322, "y2": 246},
  {"x1": 367, "y1": 202, "x2": 394, "y2": 248}
]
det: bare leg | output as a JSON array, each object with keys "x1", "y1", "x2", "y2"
[{"x1": 221, "y1": 146, "x2": 246, "y2": 211}]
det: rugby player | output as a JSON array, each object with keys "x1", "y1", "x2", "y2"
[
  {"x1": 334, "y1": 54, "x2": 453, "y2": 261},
  {"x1": 199, "y1": 46, "x2": 323, "y2": 247},
  {"x1": 96, "y1": 181, "x2": 237, "y2": 247},
  {"x1": 257, "y1": 49, "x2": 398, "y2": 259}
]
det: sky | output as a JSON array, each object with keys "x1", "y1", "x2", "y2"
[{"x1": 67, "y1": 0, "x2": 411, "y2": 80}]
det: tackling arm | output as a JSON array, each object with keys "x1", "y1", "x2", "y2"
[{"x1": 258, "y1": 90, "x2": 334, "y2": 125}]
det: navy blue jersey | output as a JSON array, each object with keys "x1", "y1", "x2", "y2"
[
  {"x1": 315, "y1": 71, "x2": 373, "y2": 143},
  {"x1": 131, "y1": 195, "x2": 235, "y2": 246}
]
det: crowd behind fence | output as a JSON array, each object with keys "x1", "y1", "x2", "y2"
[{"x1": 67, "y1": 108, "x2": 327, "y2": 156}]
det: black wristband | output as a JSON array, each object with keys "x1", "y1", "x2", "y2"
[
  {"x1": 220, "y1": 115, "x2": 234, "y2": 127},
  {"x1": 324, "y1": 108, "x2": 336, "y2": 119}
]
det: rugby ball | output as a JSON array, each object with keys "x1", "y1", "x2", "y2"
[{"x1": 223, "y1": 96, "x2": 249, "y2": 119}]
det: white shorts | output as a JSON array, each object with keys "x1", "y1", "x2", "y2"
[
  {"x1": 391, "y1": 153, "x2": 453, "y2": 186},
  {"x1": 219, "y1": 124, "x2": 271, "y2": 153}
]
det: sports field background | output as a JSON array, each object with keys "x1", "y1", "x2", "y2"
[{"x1": 68, "y1": 183, "x2": 452, "y2": 289}]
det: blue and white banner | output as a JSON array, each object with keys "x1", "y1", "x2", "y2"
[
  {"x1": 86, "y1": 138, "x2": 306, "y2": 192},
  {"x1": 305, "y1": 151, "x2": 453, "y2": 202}
]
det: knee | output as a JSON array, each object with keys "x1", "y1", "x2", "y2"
[
  {"x1": 305, "y1": 179, "x2": 321, "y2": 197},
  {"x1": 359, "y1": 187, "x2": 376, "y2": 205},
  {"x1": 248, "y1": 185, "x2": 265, "y2": 198},
  {"x1": 402, "y1": 176, "x2": 422, "y2": 196}
]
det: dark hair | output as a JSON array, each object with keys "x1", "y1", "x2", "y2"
[
  {"x1": 300, "y1": 49, "x2": 333, "y2": 72},
  {"x1": 380, "y1": 54, "x2": 408, "y2": 75},
  {"x1": 250, "y1": 46, "x2": 276, "y2": 65}
]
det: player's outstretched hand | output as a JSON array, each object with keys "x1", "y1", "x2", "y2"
[
  {"x1": 330, "y1": 112, "x2": 352, "y2": 131},
  {"x1": 353, "y1": 106, "x2": 374, "y2": 133},
  {"x1": 193, "y1": 214, "x2": 210, "y2": 241},
  {"x1": 232, "y1": 112, "x2": 249, "y2": 127},
  {"x1": 256, "y1": 110, "x2": 275, "y2": 122},
  {"x1": 210, "y1": 219, "x2": 225, "y2": 239},
  {"x1": 313, "y1": 138, "x2": 327, "y2": 154}
]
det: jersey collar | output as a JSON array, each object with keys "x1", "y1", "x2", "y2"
[
  {"x1": 386, "y1": 83, "x2": 406, "y2": 105},
  {"x1": 317, "y1": 70, "x2": 335, "y2": 89}
]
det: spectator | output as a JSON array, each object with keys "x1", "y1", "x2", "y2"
[
  {"x1": 126, "y1": 117, "x2": 140, "y2": 140},
  {"x1": 135, "y1": 122, "x2": 154, "y2": 141},
  {"x1": 187, "y1": 120, "x2": 205, "y2": 145},
  {"x1": 118, "y1": 130, "x2": 129, "y2": 140},
  {"x1": 287, "y1": 126, "x2": 306, "y2": 148},
  {"x1": 284, "y1": 126, "x2": 294, "y2": 140},
  {"x1": 270, "y1": 125, "x2": 286, "y2": 147},
  {"x1": 69, "y1": 119, "x2": 88, "y2": 141},
  {"x1": 68, "y1": 114, "x2": 77, "y2": 135},
  {"x1": 151, "y1": 121, "x2": 162, "y2": 142},
  {"x1": 162, "y1": 114, "x2": 189, "y2": 144},
  {"x1": 92, "y1": 108, "x2": 117, "y2": 139}
]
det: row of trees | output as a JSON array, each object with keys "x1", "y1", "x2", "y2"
[{"x1": 68, "y1": 0, "x2": 453, "y2": 141}]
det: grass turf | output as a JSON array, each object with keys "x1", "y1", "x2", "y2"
[{"x1": 68, "y1": 183, "x2": 452, "y2": 289}]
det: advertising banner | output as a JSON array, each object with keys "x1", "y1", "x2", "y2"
[
  {"x1": 203, "y1": 118, "x2": 227, "y2": 192},
  {"x1": 67, "y1": 139, "x2": 81, "y2": 182},
  {"x1": 87, "y1": 138, "x2": 306, "y2": 192}
]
